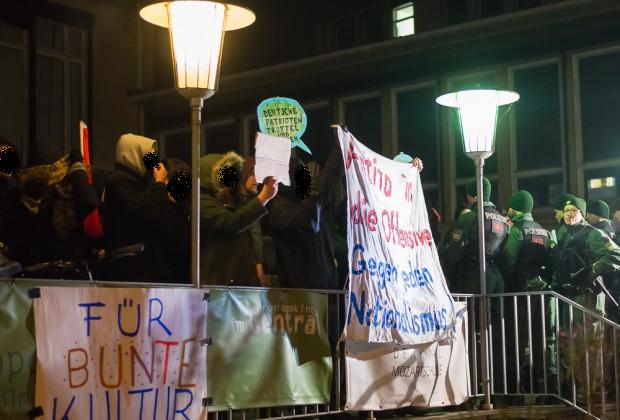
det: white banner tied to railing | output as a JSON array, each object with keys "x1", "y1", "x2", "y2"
[
  {"x1": 338, "y1": 127, "x2": 456, "y2": 345},
  {"x1": 33, "y1": 287, "x2": 207, "y2": 419},
  {"x1": 345, "y1": 303, "x2": 469, "y2": 410}
]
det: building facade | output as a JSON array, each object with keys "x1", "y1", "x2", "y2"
[{"x1": 2, "y1": 0, "x2": 620, "y2": 224}]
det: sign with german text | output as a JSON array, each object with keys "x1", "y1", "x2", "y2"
[
  {"x1": 338, "y1": 127, "x2": 456, "y2": 344},
  {"x1": 207, "y1": 289, "x2": 331, "y2": 409},
  {"x1": 345, "y1": 303, "x2": 469, "y2": 410},
  {"x1": 0, "y1": 284, "x2": 36, "y2": 418},
  {"x1": 33, "y1": 288, "x2": 207, "y2": 419},
  {"x1": 257, "y1": 97, "x2": 312, "y2": 154}
]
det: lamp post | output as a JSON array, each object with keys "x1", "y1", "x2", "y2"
[
  {"x1": 436, "y1": 89, "x2": 519, "y2": 409},
  {"x1": 139, "y1": 1, "x2": 255, "y2": 288}
]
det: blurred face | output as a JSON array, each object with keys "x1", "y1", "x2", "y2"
[
  {"x1": 563, "y1": 205, "x2": 583, "y2": 225},
  {"x1": 245, "y1": 174, "x2": 258, "y2": 194},
  {"x1": 614, "y1": 210, "x2": 620, "y2": 223}
]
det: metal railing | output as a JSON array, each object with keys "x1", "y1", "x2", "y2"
[
  {"x1": 455, "y1": 291, "x2": 620, "y2": 419},
  {"x1": 4, "y1": 276, "x2": 618, "y2": 419}
]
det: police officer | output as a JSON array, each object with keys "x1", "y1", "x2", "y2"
[
  {"x1": 552, "y1": 193, "x2": 577, "y2": 226},
  {"x1": 442, "y1": 177, "x2": 509, "y2": 294},
  {"x1": 501, "y1": 190, "x2": 551, "y2": 393},
  {"x1": 551, "y1": 196, "x2": 620, "y2": 398},
  {"x1": 586, "y1": 200, "x2": 615, "y2": 239},
  {"x1": 551, "y1": 197, "x2": 620, "y2": 318},
  {"x1": 502, "y1": 190, "x2": 550, "y2": 292}
]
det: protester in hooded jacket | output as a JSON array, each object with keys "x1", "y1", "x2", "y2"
[
  {"x1": 266, "y1": 143, "x2": 343, "y2": 290},
  {"x1": 199, "y1": 152, "x2": 278, "y2": 286},
  {"x1": 102, "y1": 134, "x2": 171, "y2": 282}
]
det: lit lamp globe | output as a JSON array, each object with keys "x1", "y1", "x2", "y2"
[
  {"x1": 139, "y1": 0, "x2": 255, "y2": 99},
  {"x1": 436, "y1": 89, "x2": 519, "y2": 161},
  {"x1": 139, "y1": 0, "x2": 255, "y2": 288},
  {"x1": 435, "y1": 88, "x2": 519, "y2": 411}
]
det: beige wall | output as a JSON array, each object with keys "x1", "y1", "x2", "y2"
[{"x1": 54, "y1": 0, "x2": 142, "y2": 170}]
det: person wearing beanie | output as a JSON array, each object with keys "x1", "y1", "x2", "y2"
[
  {"x1": 550, "y1": 195, "x2": 620, "y2": 326},
  {"x1": 440, "y1": 176, "x2": 508, "y2": 389},
  {"x1": 501, "y1": 190, "x2": 551, "y2": 392},
  {"x1": 441, "y1": 176, "x2": 508, "y2": 294},
  {"x1": 502, "y1": 190, "x2": 549, "y2": 292},
  {"x1": 551, "y1": 193, "x2": 577, "y2": 224},
  {"x1": 586, "y1": 200, "x2": 615, "y2": 239}
]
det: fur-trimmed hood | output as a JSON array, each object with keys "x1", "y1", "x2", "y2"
[{"x1": 200, "y1": 152, "x2": 246, "y2": 203}]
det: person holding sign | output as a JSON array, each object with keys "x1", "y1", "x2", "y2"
[
  {"x1": 266, "y1": 143, "x2": 343, "y2": 291},
  {"x1": 200, "y1": 152, "x2": 278, "y2": 286}
]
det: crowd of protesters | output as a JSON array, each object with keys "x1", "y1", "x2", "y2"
[{"x1": 3, "y1": 132, "x2": 620, "y2": 321}]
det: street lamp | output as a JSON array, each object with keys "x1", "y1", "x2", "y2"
[
  {"x1": 436, "y1": 89, "x2": 519, "y2": 409},
  {"x1": 139, "y1": 1, "x2": 255, "y2": 287}
]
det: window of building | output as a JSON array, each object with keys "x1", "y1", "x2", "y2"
[
  {"x1": 480, "y1": 0, "x2": 504, "y2": 18},
  {"x1": 0, "y1": 21, "x2": 27, "y2": 162},
  {"x1": 509, "y1": 61, "x2": 565, "y2": 208},
  {"x1": 446, "y1": 0, "x2": 468, "y2": 25},
  {"x1": 395, "y1": 84, "x2": 439, "y2": 185},
  {"x1": 0, "y1": 9, "x2": 91, "y2": 165},
  {"x1": 159, "y1": 127, "x2": 191, "y2": 165},
  {"x1": 32, "y1": 18, "x2": 88, "y2": 164},
  {"x1": 342, "y1": 94, "x2": 382, "y2": 154},
  {"x1": 393, "y1": 2, "x2": 415, "y2": 38},
  {"x1": 518, "y1": 0, "x2": 543, "y2": 10},
  {"x1": 578, "y1": 49, "x2": 620, "y2": 163},
  {"x1": 302, "y1": 104, "x2": 332, "y2": 164},
  {"x1": 518, "y1": 173, "x2": 564, "y2": 208},
  {"x1": 584, "y1": 167, "x2": 620, "y2": 201},
  {"x1": 512, "y1": 63, "x2": 563, "y2": 171},
  {"x1": 205, "y1": 120, "x2": 237, "y2": 155}
]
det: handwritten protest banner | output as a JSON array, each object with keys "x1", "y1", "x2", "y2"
[
  {"x1": 208, "y1": 289, "x2": 331, "y2": 409},
  {"x1": 338, "y1": 127, "x2": 456, "y2": 345},
  {"x1": 345, "y1": 303, "x2": 469, "y2": 410},
  {"x1": 257, "y1": 97, "x2": 312, "y2": 154},
  {"x1": 33, "y1": 287, "x2": 207, "y2": 419},
  {"x1": 0, "y1": 284, "x2": 36, "y2": 418}
]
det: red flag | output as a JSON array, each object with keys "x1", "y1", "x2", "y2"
[{"x1": 79, "y1": 121, "x2": 103, "y2": 239}]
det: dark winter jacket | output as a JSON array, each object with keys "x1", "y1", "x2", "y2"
[
  {"x1": 266, "y1": 146, "x2": 342, "y2": 290},
  {"x1": 103, "y1": 134, "x2": 171, "y2": 282},
  {"x1": 199, "y1": 153, "x2": 267, "y2": 286}
]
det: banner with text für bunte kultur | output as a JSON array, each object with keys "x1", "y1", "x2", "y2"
[
  {"x1": 33, "y1": 287, "x2": 207, "y2": 419},
  {"x1": 338, "y1": 127, "x2": 456, "y2": 345}
]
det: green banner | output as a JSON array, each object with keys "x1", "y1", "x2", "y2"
[
  {"x1": 207, "y1": 289, "x2": 332, "y2": 410},
  {"x1": 0, "y1": 284, "x2": 36, "y2": 419}
]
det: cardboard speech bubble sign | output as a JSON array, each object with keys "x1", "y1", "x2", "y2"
[{"x1": 257, "y1": 97, "x2": 312, "y2": 154}]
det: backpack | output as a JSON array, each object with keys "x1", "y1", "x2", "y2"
[{"x1": 52, "y1": 178, "x2": 79, "y2": 241}]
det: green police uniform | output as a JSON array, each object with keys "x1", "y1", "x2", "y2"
[
  {"x1": 502, "y1": 212, "x2": 550, "y2": 292},
  {"x1": 551, "y1": 220, "x2": 620, "y2": 319},
  {"x1": 501, "y1": 191, "x2": 552, "y2": 393},
  {"x1": 442, "y1": 200, "x2": 509, "y2": 294}
]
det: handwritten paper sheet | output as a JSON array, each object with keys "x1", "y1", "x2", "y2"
[{"x1": 254, "y1": 132, "x2": 291, "y2": 186}]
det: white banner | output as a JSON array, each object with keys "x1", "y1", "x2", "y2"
[
  {"x1": 338, "y1": 127, "x2": 456, "y2": 344},
  {"x1": 33, "y1": 288, "x2": 207, "y2": 419},
  {"x1": 345, "y1": 303, "x2": 469, "y2": 410}
]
